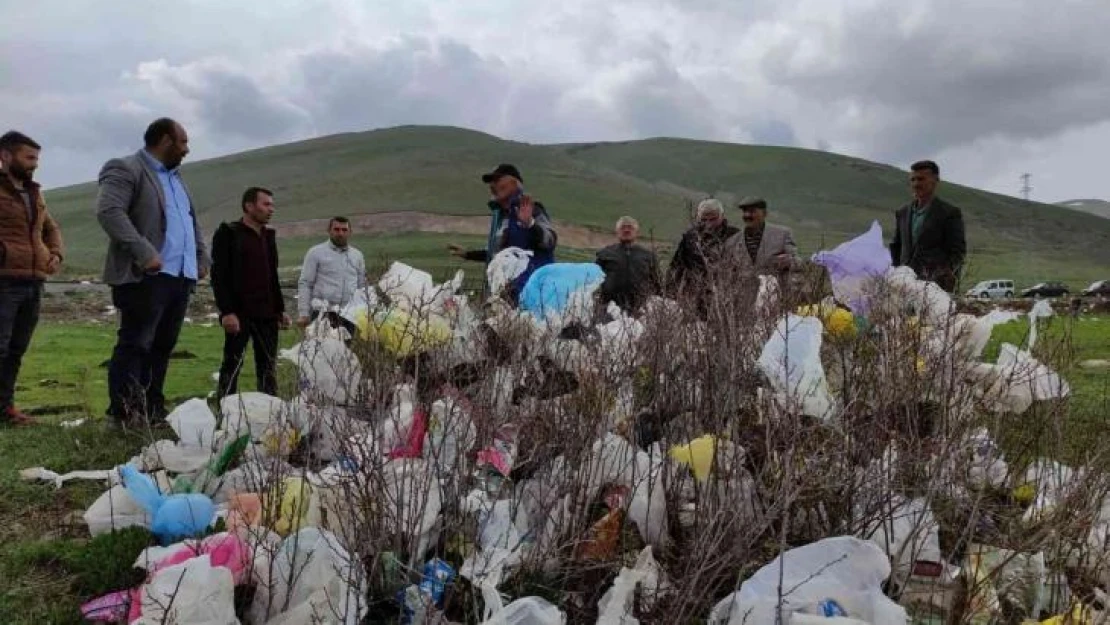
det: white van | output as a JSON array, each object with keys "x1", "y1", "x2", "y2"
[{"x1": 966, "y1": 280, "x2": 1015, "y2": 299}]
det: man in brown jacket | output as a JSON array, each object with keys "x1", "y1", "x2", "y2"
[{"x1": 0, "y1": 131, "x2": 63, "y2": 426}]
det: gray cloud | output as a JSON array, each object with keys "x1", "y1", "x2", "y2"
[
  {"x1": 1, "y1": 0, "x2": 1108, "y2": 201},
  {"x1": 759, "y1": 1, "x2": 1110, "y2": 161}
]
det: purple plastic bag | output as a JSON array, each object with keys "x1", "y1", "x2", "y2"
[{"x1": 811, "y1": 221, "x2": 891, "y2": 314}]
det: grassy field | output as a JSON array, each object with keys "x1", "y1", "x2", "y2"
[
  {"x1": 0, "y1": 316, "x2": 1107, "y2": 623},
  {"x1": 42, "y1": 125, "x2": 1110, "y2": 287}
]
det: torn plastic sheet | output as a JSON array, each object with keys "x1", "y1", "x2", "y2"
[{"x1": 20, "y1": 466, "x2": 121, "y2": 489}]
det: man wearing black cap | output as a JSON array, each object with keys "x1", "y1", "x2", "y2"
[
  {"x1": 449, "y1": 164, "x2": 557, "y2": 300},
  {"x1": 726, "y1": 196, "x2": 799, "y2": 276}
]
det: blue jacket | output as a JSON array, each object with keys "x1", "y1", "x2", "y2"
[{"x1": 465, "y1": 195, "x2": 557, "y2": 294}]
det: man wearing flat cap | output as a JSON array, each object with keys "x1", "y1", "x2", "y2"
[
  {"x1": 726, "y1": 196, "x2": 799, "y2": 276},
  {"x1": 450, "y1": 163, "x2": 557, "y2": 299}
]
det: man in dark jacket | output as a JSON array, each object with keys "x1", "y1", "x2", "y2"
[
  {"x1": 0, "y1": 131, "x2": 64, "y2": 426},
  {"x1": 211, "y1": 187, "x2": 289, "y2": 399},
  {"x1": 889, "y1": 160, "x2": 966, "y2": 293},
  {"x1": 667, "y1": 199, "x2": 740, "y2": 315},
  {"x1": 449, "y1": 164, "x2": 557, "y2": 300},
  {"x1": 596, "y1": 216, "x2": 661, "y2": 314}
]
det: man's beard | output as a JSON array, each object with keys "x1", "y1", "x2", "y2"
[
  {"x1": 330, "y1": 237, "x2": 348, "y2": 248},
  {"x1": 7, "y1": 165, "x2": 33, "y2": 183}
]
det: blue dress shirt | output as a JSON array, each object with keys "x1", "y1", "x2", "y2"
[{"x1": 141, "y1": 150, "x2": 197, "y2": 280}]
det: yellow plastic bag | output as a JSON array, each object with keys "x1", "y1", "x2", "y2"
[
  {"x1": 796, "y1": 304, "x2": 857, "y2": 340},
  {"x1": 1037, "y1": 603, "x2": 1096, "y2": 624},
  {"x1": 356, "y1": 307, "x2": 453, "y2": 357},
  {"x1": 267, "y1": 477, "x2": 315, "y2": 536},
  {"x1": 669, "y1": 435, "x2": 718, "y2": 482}
]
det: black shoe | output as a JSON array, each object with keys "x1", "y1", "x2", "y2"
[{"x1": 148, "y1": 405, "x2": 169, "y2": 425}]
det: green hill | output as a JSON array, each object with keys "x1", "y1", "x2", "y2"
[{"x1": 44, "y1": 125, "x2": 1110, "y2": 288}]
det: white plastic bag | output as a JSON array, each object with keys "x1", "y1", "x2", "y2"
[
  {"x1": 996, "y1": 343, "x2": 1070, "y2": 402},
  {"x1": 597, "y1": 546, "x2": 670, "y2": 624},
  {"x1": 966, "y1": 428, "x2": 1009, "y2": 489},
  {"x1": 84, "y1": 483, "x2": 152, "y2": 535},
  {"x1": 479, "y1": 582, "x2": 566, "y2": 625},
  {"x1": 168, "y1": 398, "x2": 217, "y2": 448},
  {"x1": 380, "y1": 384, "x2": 419, "y2": 454},
  {"x1": 885, "y1": 266, "x2": 953, "y2": 327},
  {"x1": 381, "y1": 459, "x2": 442, "y2": 558},
  {"x1": 1027, "y1": 299, "x2": 1054, "y2": 350},
  {"x1": 138, "y1": 438, "x2": 213, "y2": 474},
  {"x1": 379, "y1": 261, "x2": 436, "y2": 309},
  {"x1": 249, "y1": 527, "x2": 367, "y2": 625},
  {"x1": 861, "y1": 496, "x2": 942, "y2": 580},
  {"x1": 337, "y1": 286, "x2": 380, "y2": 325},
  {"x1": 424, "y1": 396, "x2": 477, "y2": 476},
  {"x1": 709, "y1": 537, "x2": 907, "y2": 625},
  {"x1": 488, "y1": 247, "x2": 533, "y2": 295},
  {"x1": 758, "y1": 315, "x2": 838, "y2": 421},
  {"x1": 583, "y1": 435, "x2": 669, "y2": 548},
  {"x1": 133, "y1": 555, "x2": 238, "y2": 625},
  {"x1": 220, "y1": 392, "x2": 288, "y2": 440},
  {"x1": 280, "y1": 338, "x2": 363, "y2": 405}
]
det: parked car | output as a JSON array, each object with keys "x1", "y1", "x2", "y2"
[
  {"x1": 966, "y1": 279, "x2": 1015, "y2": 299},
  {"x1": 1082, "y1": 280, "x2": 1110, "y2": 297},
  {"x1": 1021, "y1": 281, "x2": 1070, "y2": 298}
]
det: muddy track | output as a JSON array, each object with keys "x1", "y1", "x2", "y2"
[{"x1": 271, "y1": 211, "x2": 616, "y2": 249}]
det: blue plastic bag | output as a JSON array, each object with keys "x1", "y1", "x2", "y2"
[
  {"x1": 120, "y1": 465, "x2": 215, "y2": 543},
  {"x1": 518, "y1": 263, "x2": 605, "y2": 325}
]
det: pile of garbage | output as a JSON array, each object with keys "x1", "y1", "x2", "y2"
[{"x1": 22, "y1": 224, "x2": 1110, "y2": 624}]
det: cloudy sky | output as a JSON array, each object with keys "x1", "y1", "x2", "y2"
[{"x1": 3, "y1": 0, "x2": 1109, "y2": 202}]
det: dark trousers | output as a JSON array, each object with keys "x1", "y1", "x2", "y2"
[
  {"x1": 0, "y1": 280, "x2": 42, "y2": 411},
  {"x1": 217, "y1": 317, "x2": 279, "y2": 399},
  {"x1": 108, "y1": 274, "x2": 193, "y2": 422}
]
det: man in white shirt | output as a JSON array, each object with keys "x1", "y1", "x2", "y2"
[{"x1": 296, "y1": 217, "x2": 366, "y2": 332}]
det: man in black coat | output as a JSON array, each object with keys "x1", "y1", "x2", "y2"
[
  {"x1": 889, "y1": 160, "x2": 966, "y2": 293},
  {"x1": 667, "y1": 199, "x2": 740, "y2": 315},
  {"x1": 211, "y1": 187, "x2": 289, "y2": 399},
  {"x1": 595, "y1": 216, "x2": 661, "y2": 314}
]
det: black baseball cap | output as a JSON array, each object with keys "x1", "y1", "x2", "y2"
[{"x1": 481, "y1": 163, "x2": 523, "y2": 183}]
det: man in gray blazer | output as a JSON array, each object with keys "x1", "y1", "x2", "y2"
[
  {"x1": 726, "y1": 196, "x2": 799, "y2": 277},
  {"x1": 96, "y1": 118, "x2": 209, "y2": 427}
]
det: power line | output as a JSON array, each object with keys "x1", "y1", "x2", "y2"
[{"x1": 1020, "y1": 173, "x2": 1032, "y2": 201}]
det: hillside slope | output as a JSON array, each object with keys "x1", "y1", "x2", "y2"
[
  {"x1": 44, "y1": 125, "x2": 1110, "y2": 286},
  {"x1": 1058, "y1": 199, "x2": 1110, "y2": 219}
]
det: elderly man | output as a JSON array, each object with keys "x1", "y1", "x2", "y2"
[
  {"x1": 889, "y1": 160, "x2": 966, "y2": 293},
  {"x1": 595, "y1": 216, "x2": 661, "y2": 314},
  {"x1": 666, "y1": 198, "x2": 739, "y2": 315},
  {"x1": 97, "y1": 118, "x2": 208, "y2": 427},
  {"x1": 449, "y1": 163, "x2": 557, "y2": 300},
  {"x1": 726, "y1": 196, "x2": 799, "y2": 276},
  {"x1": 297, "y1": 216, "x2": 366, "y2": 334}
]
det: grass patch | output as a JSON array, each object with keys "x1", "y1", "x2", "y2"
[{"x1": 0, "y1": 323, "x2": 285, "y2": 625}]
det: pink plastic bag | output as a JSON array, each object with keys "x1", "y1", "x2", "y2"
[
  {"x1": 475, "y1": 423, "x2": 520, "y2": 477},
  {"x1": 388, "y1": 408, "x2": 428, "y2": 459},
  {"x1": 128, "y1": 533, "x2": 251, "y2": 621},
  {"x1": 80, "y1": 590, "x2": 130, "y2": 622}
]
